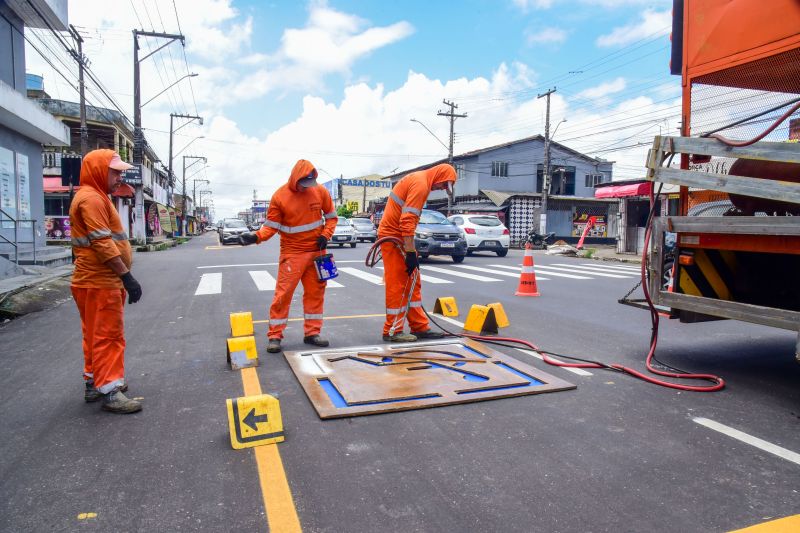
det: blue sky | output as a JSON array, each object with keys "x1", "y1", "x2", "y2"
[{"x1": 27, "y1": 0, "x2": 678, "y2": 218}]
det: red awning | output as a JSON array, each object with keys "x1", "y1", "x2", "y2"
[
  {"x1": 594, "y1": 182, "x2": 652, "y2": 199},
  {"x1": 111, "y1": 183, "x2": 136, "y2": 198}
]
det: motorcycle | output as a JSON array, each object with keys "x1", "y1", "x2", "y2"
[{"x1": 525, "y1": 229, "x2": 556, "y2": 249}]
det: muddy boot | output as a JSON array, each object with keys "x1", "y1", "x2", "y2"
[
  {"x1": 382, "y1": 332, "x2": 417, "y2": 343},
  {"x1": 84, "y1": 380, "x2": 102, "y2": 403},
  {"x1": 303, "y1": 335, "x2": 329, "y2": 347},
  {"x1": 267, "y1": 338, "x2": 282, "y2": 353},
  {"x1": 412, "y1": 329, "x2": 446, "y2": 340},
  {"x1": 101, "y1": 388, "x2": 142, "y2": 414}
]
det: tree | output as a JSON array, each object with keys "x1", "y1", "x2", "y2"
[{"x1": 337, "y1": 204, "x2": 355, "y2": 218}]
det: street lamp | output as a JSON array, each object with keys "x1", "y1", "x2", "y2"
[
  {"x1": 410, "y1": 118, "x2": 455, "y2": 214},
  {"x1": 409, "y1": 118, "x2": 449, "y2": 152},
  {"x1": 168, "y1": 113, "x2": 203, "y2": 195},
  {"x1": 552, "y1": 118, "x2": 567, "y2": 139},
  {"x1": 174, "y1": 135, "x2": 205, "y2": 159},
  {"x1": 141, "y1": 73, "x2": 199, "y2": 108}
]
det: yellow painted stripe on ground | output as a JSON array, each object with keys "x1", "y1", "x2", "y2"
[
  {"x1": 729, "y1": 514, "x2": 800, "y2": 532},
  {"x1": 253, "y1": 313, "x2": 384, "y2": 324},
  {"x1": 679, "y1": 269, "x2": 701, "y2": 296},
  {"x1": 240, "y1": 367, "x2": 302, "y2": 532},
  {"x1": 694, "y1": 250, "x2": 731, "y2": 300}
]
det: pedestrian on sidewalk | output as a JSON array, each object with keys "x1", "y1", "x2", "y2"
[
  {"x1": 378, "y1": 163, "x2": 456, "y2": 342},
  {"x1": 239, "y1": 160, "x2": 337, "y2": 353},
  {"x1": 70, "y1": 149, "x2": 143, "y2": 414}
]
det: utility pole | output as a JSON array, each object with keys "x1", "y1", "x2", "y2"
[
  {"x1": 69, "y1": 25, "x2": 88, "y2": 156},
  {"x1": 537, "y1": 87, "x2": 556, "y2": 234},
  {"x1": 437, "y1": 99, "x2": 467, "y2": 216},
  {"x1": 169, "y1": 113, "x2": 203, "y2": 196},
  {"x1": 133, "y1": 29, "x2": 185, "y2": 242},
  {"x1": 182, "y1": 155, "x2": 206, "y2": 235},
  {"x1": 193, "y1": 178, "x2": 210, "y2": 207},
  {"x1": 362, "y1": 178, "x2": 367, "y2": 214}
]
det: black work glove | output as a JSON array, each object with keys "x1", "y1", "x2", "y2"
[
  {"x1": 316, "y1": 236, "x2": 328, "y2": 250},
  {"x1": 120, "y1": 272, "x2": 142, "y2": 304},
  {"x1": 239, "y1": 232, "x2": 258, "y2": 246},
  {"x1": 404, "y1": 251, "x2": 419, "y2": 275}
]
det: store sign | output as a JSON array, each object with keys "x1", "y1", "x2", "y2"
[
  {"x1": 45, "y1": 216, "x2": 71, "y2": 240},
  {"x1": 122, "y1": 165, "x2": 142, "y2": 185},
  {"x1": 157, "y1": 204, "x2": 173, "y2": 232},
  {"x1": 341, "y1": 178, "x2": 391, "y2": 188},
  {"x1": 572, "y1": 213, "x2": 607, "y2": 238}
]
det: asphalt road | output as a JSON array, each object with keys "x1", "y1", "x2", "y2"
[{"x1": 1, "y1": 232, "x2": 798, "y2": 532}]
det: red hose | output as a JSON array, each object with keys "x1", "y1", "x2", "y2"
[{"x1": 708, "y1": 101, "x2": 800, "y2": 147}]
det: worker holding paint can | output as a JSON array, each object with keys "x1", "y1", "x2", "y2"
[
  {"x1": 378, "y1": 164, "x2": 456, "y2": 342},
  {"x1": 239, "y1": 160, "x2": 337, "y2": 353}
]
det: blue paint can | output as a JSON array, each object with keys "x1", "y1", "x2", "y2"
[{"x1": 314, "y1": 253, "x2": 338, "y2": 281}]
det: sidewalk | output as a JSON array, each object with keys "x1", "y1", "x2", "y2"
[
  {"x1": 0, "y1": 264, "x2": 75, "y2": 321},
  {"x1": 581, "y1": 245, "x2": 642, "y2": 264}
]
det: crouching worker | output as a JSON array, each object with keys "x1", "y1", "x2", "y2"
[
  {"x1": 239, "y1": 160, "x2": 337, "y2": 353},
  {"x1": 70, "y1": 149, "x2": 143, "y2": 414},
  {"x1": 378, "y1": 163, "x2": 456, "y2": 342}
]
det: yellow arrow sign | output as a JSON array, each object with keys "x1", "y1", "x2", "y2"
[{"x1": 226, "y1": 394, "x2": 284, "y2": 449}]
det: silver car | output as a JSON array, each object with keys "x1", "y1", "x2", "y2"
[
  {"x1": 218, "y1": 218, "x2": 249, "y2": 245},
  {"x1": 350, "y1": 218, "x2": 377, "y2": 242},
  {"x1": 330, "y1": 218, "x2": 357, "y2": 248}
]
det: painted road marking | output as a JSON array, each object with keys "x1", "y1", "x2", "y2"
[
  {"x1": 327, "y1": 279, "x2": 345, "y2": 288},
  {"x1": 514, "y1": 349, "x2": 593, "y2": 376},
  {"x1": 240, "y1": 367, "x2": 301, "y2": 532},
  {"x1": 194, "y1": 273, "x2": 222, "y2": 295},
  {"x1": 249, "y1": 270, "x2": 277, "y2": 291},
  {"x1": 376, "y1": 266, "x2": 453, "y2": 284},
  {"x1": 197, "y1": 260, "x2": 366, "y2": 269},
  {"x1": 536, "y1": 264, "x2": 631, "y2": 278},
  {"x1": 693, "y1": 417, "x2": 800, "y2": 466},
  {"x1": 338, "y1": 267, "x2": 384, "y2": 285},
  {"x1": 551, "y1": 264, "x2": 638, "y2": 277},
  {"x1": 575, "y1": 263, "x2": 641, "y2": 272},
  {"x1": 491, "y1": 264, "x2": 591, "y2": 280},
  {"x1": 453, "y1": 264, "x2": 550, "y2": 280},
  {"x1": 421, "y1": 265, "x2": 501, "y2": 282}
]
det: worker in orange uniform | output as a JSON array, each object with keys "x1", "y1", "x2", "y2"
[
  {"x1": 70, "y1": 149, "x2": 143, "y2": 414},
  {"x1": 239, "y1": 160, "x2": 337, "y2": 353},
  {"x1": 378, "y1": 163, "x2": 456, "y2": 342}
]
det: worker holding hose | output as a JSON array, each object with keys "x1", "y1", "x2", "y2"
[
  {"x1": 377, "y1": 163, "x2": 457, "y2": 342},
  {"x1": 239, "y1": 160, "x2": 337, "y2": 353}
]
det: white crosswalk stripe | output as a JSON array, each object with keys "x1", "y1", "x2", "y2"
[
  {"x1": 248, "y1": 270, "x2": 276, "y2": 291},
  {"x1": 570, "y1": 263, "x2": 641, "y2": 273},
  {"x1": 421, "y1": 265, "x2": 502, "y2": 282},
  {"x1": 338, "y1": 267, "x2": 384, "y2": 285},
  {"x1": 453, "y1": 264, "x2": 550, "y2": 280},
  {"x1": 194, "y1": 273, "x2": 222, "y2": 295},
  {"x1": 545, "y1": 264, "x2": 635, "y2": 278},
  {"x1": 491, "y1": 264, "x2": 591, "y2": 280},
  {"x1": 375, "y1": 266, "x2": 453, "y2": 284}
]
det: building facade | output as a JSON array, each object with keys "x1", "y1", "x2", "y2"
[{"x1": 323, "y1": 174, "x2": 392, "y2": 214}]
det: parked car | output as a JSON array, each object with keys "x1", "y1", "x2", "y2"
[
  {"x1": 415, "y1": 209, "x2": 467, "y2": 263},
  {"x1": 448, "y1": 214, "x2": 510, "y2": 257},
  {"x1": 331, "y1": 218, "x2": 357, "y2": 248},
  {"x1": 218, "y1": 218, "x2": 249, "y2": 245},
  {"x1": 350, "y1": 218, "x2": 377, "y2": 242}
]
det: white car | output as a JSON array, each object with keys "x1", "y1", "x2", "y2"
[
  {"x1": 447, "y1": 214, "x2": 510, "y2": 257},
  {"x1": 330, "y1": 217, "x2": 357, "y2": 248}
]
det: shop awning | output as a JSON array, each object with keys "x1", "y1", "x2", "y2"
[
  {"x1": 594, "y1": 182, "x2": 652, "y2": 198},
  {"x1": 111, "y1": 183, "x2": 135, "y2": 198}
]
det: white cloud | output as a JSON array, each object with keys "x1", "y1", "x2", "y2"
[
  {"x1": 526, "y1": 27, "x2": 568, "y2": 45},
  {"x1": 512, "y1": 0, "x2": 555, "y2": 11},
  {"x1": 596, "y1": 8, "x2": 671, "y2": 47},
  {"x1": 574, "y1": 77, "x2": 626, "y2": 100}
]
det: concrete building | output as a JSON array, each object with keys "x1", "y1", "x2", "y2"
[
  {"x1": 323, "y1": 174, "x2": 392, "y2": 214},
  {"x1": 379, "y1": 135, "x2": 618, "y2": 246},
  {"x1": 0, "y1": 0, "x2": 70, "y2": 277}
]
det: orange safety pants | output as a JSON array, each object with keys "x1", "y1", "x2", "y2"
[
  {"x1": 381, "y1": 242, "x2": 428, "y2": 336},
  {"x1": 268, "y1": 251, "x2": 326, "y2": 340},
  {"x1": 71, "y1": 287, "x2": 126, "y2": 394}
]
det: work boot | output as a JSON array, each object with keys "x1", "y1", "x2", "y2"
[
  {"x1": 382, "y1": 332, "x2": 417, "y2": 343},
  {"x1": 303, "y1": 335, "x2": 329, "y2": 347},
  {"x1": 267, "y1": 338, "x2": 282, "y2": 353},
  {"x1": 412, "y1": 329, "x2": 446, "y2": 340},
  {"x1": 101, "y1": 388, "x2": 142, "y2": 414},
  {"x1": 84, "y1": 380, "x2": 102, "y2": 403}
]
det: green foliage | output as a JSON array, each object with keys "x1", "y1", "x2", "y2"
[{"x1": 336, "y1": 204, "x2": 355, "y2": 218}]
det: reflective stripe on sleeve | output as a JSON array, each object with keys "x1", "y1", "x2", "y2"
[
  {"x1": 304, "y1": 313, "x2": 324, "y2": 320},
  {"x1": 401, "y1": 206, "x2": 421, "y2": 215},
  {"x1": 323, "y1": 211, "x2": 337, "y2": 219},
  {"x1": 71, "y1": 236, "x2": 91, "y2": 247},
  {"x1": 389, "y1": 191, "x2": 405, "y2": 207},
  {"x1": 87, "y1": 229, "x2": 112, "y2": 240},
  {"x1": 263, "y1": 219, "x2": 324, "y2": 234},
  {"x1": 112, "y1": 232, "x2": 128, "y2": 241},
  {"x1": 263, "y1": 220, "x2": 282, "y2": 230}
]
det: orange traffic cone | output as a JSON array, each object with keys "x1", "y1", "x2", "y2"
[{"x1": 515, "y1": 243, "x2": 540, "y2": 297}]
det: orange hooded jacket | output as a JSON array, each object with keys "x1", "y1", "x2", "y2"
[
  {"x1": 69, "y1": 149, "x2": 132, "y2": 289},
  {"x1": 378, "y1": 164, "x2": 456, "y2": 238},
  {"x1": 255, "y1": 160, "x2": 338, "y2": 254}
]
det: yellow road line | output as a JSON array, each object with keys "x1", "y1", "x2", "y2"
[
  {"x1": 253, "y1": 313, "x2": 384, "y2": 324},
  {"x1": 729, "y1": 514, "x2": 800, "y2": 532},
  {"x1": 240, "y1": 367, "x2": 301, "y2": 532}
]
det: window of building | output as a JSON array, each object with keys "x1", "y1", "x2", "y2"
[
  {"x1": 491, "y1": 161, "x2": 509, "y2": 177},
  {"x1": 536, "y1": 164, "x2": 575, "y2": 195},
  {"x1": 455, "y1": 163, "x2": 466, "y2": 181},
  {"x1": 584, "y1": 174, "x2": 604, "y2": 188}
]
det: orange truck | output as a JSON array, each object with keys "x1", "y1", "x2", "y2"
[{"x1": 641, "y1": 0, "x2": 800, "y2": 350}]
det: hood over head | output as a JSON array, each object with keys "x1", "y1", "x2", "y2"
[
  {"x1": 424, "y1": 163, "x2": 457, "y2": 190},
  {"x1": 288, "y1": 159, "x2": 318, "y2": 192},
  {"x1": 79, "y1": 149, "x2": 116, "y2": 194}
]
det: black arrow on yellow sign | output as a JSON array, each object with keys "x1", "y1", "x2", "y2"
[{"x1": 243, "y1": 408, "x2": 268, "y2": 431}]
